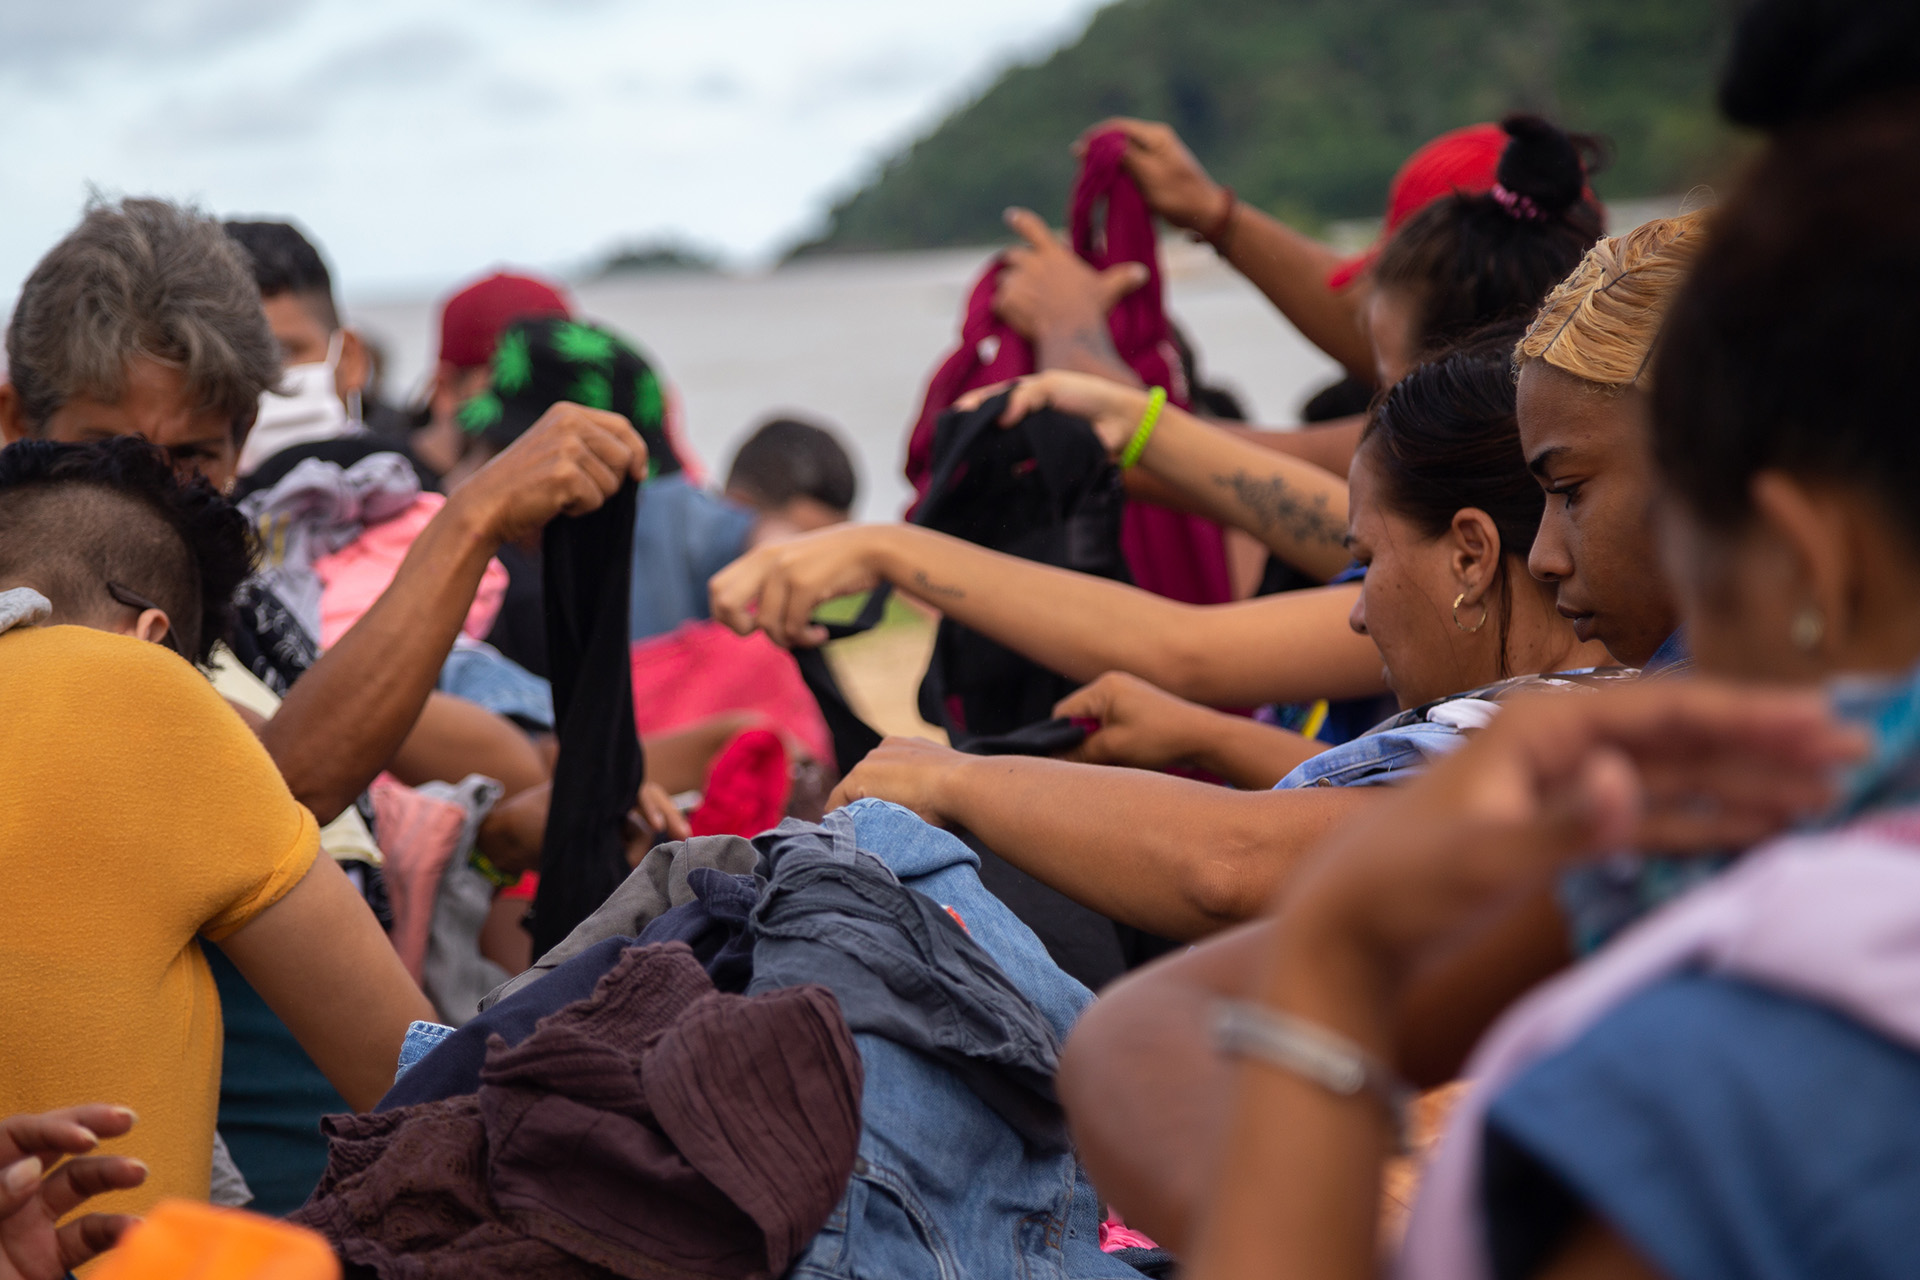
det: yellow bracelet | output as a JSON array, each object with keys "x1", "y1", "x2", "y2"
[{"x1": 1120, "y1": 386, "x2": 1168, "y2": 469}]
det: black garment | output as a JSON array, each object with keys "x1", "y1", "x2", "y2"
[
  {"x1": 635, "y1": 867, "x2": 760, "y2": 994},
  {"x1": 959, "y1": 716, "x2": 1090, "y2": 757},
  {"x1": 747, "y1": 813, "x2": 1070, "y2": 1150},
  {"x1": 481, "y1": 541, "x2": 548, "y2": 680},
  {"x1": 530, "y1": 478, "x2": 646, "y2": 957},
  {"x1": 1300, "y1": 373, "x2": 1376, "y2": 423},
  {"x1": 913, "y1": 393, "x2": 1130, "y2": 741}
]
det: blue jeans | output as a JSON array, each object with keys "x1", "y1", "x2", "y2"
[
  {"x1": 787, "y1": 801, "x2": 1137, "y2": 1280},
  {"x1": 438, "y1": 642, "x2": 553, "y2": 730}
]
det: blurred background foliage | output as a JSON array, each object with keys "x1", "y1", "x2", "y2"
[{"x1": 795, "y1": 0, "x2": 1744, "y2": 255}]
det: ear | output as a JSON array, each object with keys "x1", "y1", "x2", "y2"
[
  {"x1": 0, "y1": 383, "x2": 29, "y2": 445},
  {"x1": 1447, "y1": 507, "x2": 1504, "y2": 606},
  {"x1": 132, "y1": 607, "x2": 173, "y2": 648},
  {"x1": 336, "y1": 328, "x2": 371, "y2": 400},
  {"x1": 1748, "y1": 470, "x2": 1853, "y2": 654}
]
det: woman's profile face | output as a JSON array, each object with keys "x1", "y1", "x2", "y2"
[
  {"x1": 1516, "y1": 362, "x2": 1678, "y2": 667},
  {"x1": 1345, "y1": 445, "x2": 1473, "y2": 710}
]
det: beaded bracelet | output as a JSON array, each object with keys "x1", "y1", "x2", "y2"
[{"x1": 1120, "y1": 386, "x2": 1168, "y2": 469}]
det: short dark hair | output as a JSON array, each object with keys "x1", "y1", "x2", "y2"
[
  {"x1": 1652, "y1": 94, "x2": 1920, "y2": 556},
  {"x1": 725, "y1": 416, "x2": 858, "y2": 513},
  {"x1": 1375, "y1": 116, "x2": 1607, "y2": 359},
  {"x1": 6, "y1": 199, "x2": 280, "y2": 442},
  {"x1": 1359, "y1": 326, "x2": 1541, "y2": 676},
  {"x1": 223, "y1": 219, "x2": 340, "y2": 330},
  {"x1": 0, "y1": 437, "x2": 256, "y2": 663}
]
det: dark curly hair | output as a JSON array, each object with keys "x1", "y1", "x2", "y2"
[{"x1": 0, "y1": 437, "x2": 257, "y2": 663}]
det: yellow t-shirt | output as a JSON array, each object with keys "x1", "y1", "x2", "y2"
[{"x1": 0, "y1": 625, "x2": 318, "y2": 1216}]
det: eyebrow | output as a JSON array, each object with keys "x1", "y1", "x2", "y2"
[{"x1": 1526, "y1": 445, "x2": 1572, "y2": 479}]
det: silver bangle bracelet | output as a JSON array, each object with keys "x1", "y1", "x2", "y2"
[{"x1": 1212, "y1": 999, "x2": 1415, "y2": 1152}]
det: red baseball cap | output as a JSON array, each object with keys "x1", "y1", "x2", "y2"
[
  {"x1": 437, "y1": 271, "x2": 573, "y2": 370},
  {"x1": 1326, "y1": 123, "x2": 1509, "y2": 291}
]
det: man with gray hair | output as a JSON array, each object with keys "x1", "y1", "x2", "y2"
[{"x1": 0, "y1": 196, "x2": 647, "y2": 830}]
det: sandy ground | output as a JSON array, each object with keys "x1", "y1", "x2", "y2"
[{"x1": 822, "y1": 606, "x2": 949, "y2": 744}]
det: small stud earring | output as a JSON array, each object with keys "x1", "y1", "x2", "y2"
[{"x1": 1790, "y1": 605, "x2": 1825, "y2": 653}]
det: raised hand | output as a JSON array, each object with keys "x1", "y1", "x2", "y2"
[
  {"x1": 994, "y1": 207, "x2": 1148, "y2": 345},
  {"x1": 453, "y1": 402, "x2": 652, "y2": 546},
  {"x1": 1078, "y1": 118, "x2": 1229, "y2": 232},
  {"x1": 1274, "y1": 680, "x2": 1867, "y2": 993}
]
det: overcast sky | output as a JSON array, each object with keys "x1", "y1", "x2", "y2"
[{"x1": 0, "y1": 0, "x2": 1106, "y2": 304}]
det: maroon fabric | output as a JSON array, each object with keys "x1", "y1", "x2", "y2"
[
  {"x1": 294, "y1": 944, "x2": 862, "y2": 1280},
  {"x1": 902, "y1": 130, "x2": 1234, "y2": 606}
]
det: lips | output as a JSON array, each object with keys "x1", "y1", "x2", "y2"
[{"x1": 1556, "y1": 602, "x2": 1597, "y2": 644}]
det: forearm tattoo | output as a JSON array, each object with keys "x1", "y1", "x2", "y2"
[
  {"x1": 911, "y1": 570, "x2": 966, "y2": 601},
  {"x1": 1210, "y1": 469, "x2": 1344, "y2": 549}
]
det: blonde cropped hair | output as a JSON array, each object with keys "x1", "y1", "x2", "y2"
[{"x1": 1515, "y1": 209, "x2": 1712, "y2": 389}]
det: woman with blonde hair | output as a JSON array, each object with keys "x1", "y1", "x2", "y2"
[
  {"x1": 1055, "y1": 215, "x2": 1720, "y2": 1250},
  {"x1": 1513, "y1": 210, "x2": 1712, "y2": 669}
]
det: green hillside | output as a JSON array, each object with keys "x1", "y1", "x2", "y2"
[{"x1": 796, "y1": 0, "x2": 1744, "y2": 254}]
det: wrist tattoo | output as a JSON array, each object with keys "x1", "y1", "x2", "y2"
[
  {"x1": 911, "y1": 571, "x2": 966, "y2": 602},
  {"x1": 1211, "y1": 470, "x2": 1344, "y2": 548}
]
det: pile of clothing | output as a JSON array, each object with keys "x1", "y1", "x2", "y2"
[{"x1": 296, "y1": 803, "x2": 1163, "y2": 1279}]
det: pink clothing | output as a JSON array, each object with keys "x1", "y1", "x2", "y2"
[
  {"x1": 367, "y1": 777, "x2": 469, "y2": 981},
  {"x1": 1400, "y1": 805, "x2": 1920, "y2": 1280},
  {"x1": 630, "y1": 621, "x2": 834, "y2": 768},
  {"x1": 313, "y1": 494, "x2": 509, "y2": 649},
  {"x1": 902, "y1": 131, "x2": 1233, "y2": 607},
  {"x1": 1098, "y1": 1214, "x2": 1159, "y2": 1254}
]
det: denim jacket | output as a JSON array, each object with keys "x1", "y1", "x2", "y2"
[
  {"x1": 1274, "y1": 667, "x2": 1639, "y2": 791},
  {"x1": 765, "y1": 803, "x2": 1141, "y2": 1280}
]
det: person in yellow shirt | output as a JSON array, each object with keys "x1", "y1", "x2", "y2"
[{"x1": 0, "y1": 437, "x2": 435, "y2": 1224}]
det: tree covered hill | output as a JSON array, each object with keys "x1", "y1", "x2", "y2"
[{"x1": 796, "y1": 0, "x2": 1744, "y2": 255}]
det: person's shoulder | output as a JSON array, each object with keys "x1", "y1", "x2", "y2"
[
  {"x1": 1489, "y1": 973, "x2": 1920, "y2": 1278},
  {"x1": 2, "y1": 623, "x2": 194, "y2": 684},
  {"x1": 1, "y1": 625, "x2": 229, "y2": 726}
]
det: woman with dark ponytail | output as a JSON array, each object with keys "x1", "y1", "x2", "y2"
[{"x1": 1367, "y1": 115, "x2": 1607, "y2": 384}]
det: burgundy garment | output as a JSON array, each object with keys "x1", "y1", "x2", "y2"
[
  {"x1": 295, "y1": 944, "x2": 862, "y2": 1280},
  {"x1": 902, "y1": 129, "x2": 1233, "y2": 606}
]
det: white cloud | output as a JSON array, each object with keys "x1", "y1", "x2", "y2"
[{"x1": 0, "y1": 0, "x2": 1106, "y2": 304}]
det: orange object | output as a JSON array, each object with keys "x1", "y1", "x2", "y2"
[{"x1": 91, "y1": 1200, "x2": 338, "y2": 1279}]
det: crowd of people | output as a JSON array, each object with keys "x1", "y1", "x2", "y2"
[{"x1": 3, "y1": 0, "x2": 1919, "y2": 1275}]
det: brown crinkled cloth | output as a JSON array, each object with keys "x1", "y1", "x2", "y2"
[{"x1": 293, "y1": 942, "x2": 862, "y2": 1279}]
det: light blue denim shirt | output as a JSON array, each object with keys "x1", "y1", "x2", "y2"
[{"x1": 1274, "y1": 667, "x2": 1639, "y2": 791}]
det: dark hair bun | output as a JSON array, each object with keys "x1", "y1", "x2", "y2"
[
  {"x1": 1496, "y1": 115, "x2": 1593, "y2": 216},
  {"x1": 1721, "y1": 0, "x2": 1920, "y2": 131}
]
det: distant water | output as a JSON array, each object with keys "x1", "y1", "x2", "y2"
[{"x1": 348, "y1": 241, "x2": 1345, "y2": 523}]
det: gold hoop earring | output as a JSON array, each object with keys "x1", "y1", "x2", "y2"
[
  {"x1": 1790, "y1": 606, "x2": 1825, "y2": 653},
  {"x1": 1452, "y1": 592, "x2": 1488, "y2": 634}
]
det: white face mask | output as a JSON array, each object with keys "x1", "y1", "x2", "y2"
[{"x1": 238, "y1": 330, "x2": 361, "y2": 476}]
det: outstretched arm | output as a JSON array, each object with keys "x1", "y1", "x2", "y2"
[
  {"x1": 1055, "y1": 671, "x2": 1326, "y2": 791},
  {"x1": 258, "y1": 403, "x2": 649, "y2": 823},
  {"x1": 976, "y1": 372, "x2": 1354, "y2": 580},
  {"x1": 709, "y1": 522, "x2": 1386, "y2": 708},
  {"x1": 827, "y1": 738, "x2": 1375, "y2": 940}
]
